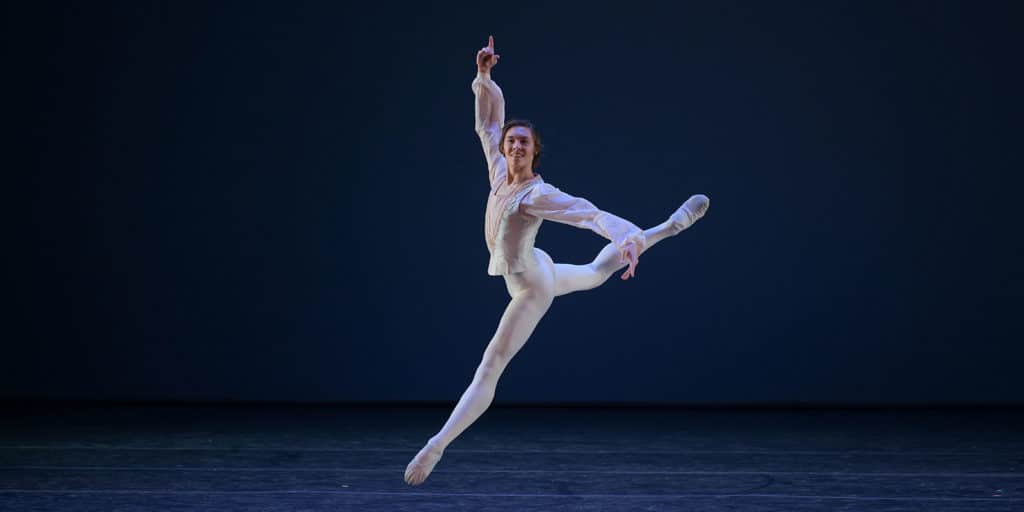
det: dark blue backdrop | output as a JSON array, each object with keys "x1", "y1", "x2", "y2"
[{"x1": 6, "y1": 1, "x2": 1022, "y2": 404}]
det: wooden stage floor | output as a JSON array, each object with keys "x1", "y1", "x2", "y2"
[{"x1": 1, "y1": 403, "x2": 1021, "y2": 511}]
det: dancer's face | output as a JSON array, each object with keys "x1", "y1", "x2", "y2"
[{"x1": 503, "y1": 126, "x2": 535, "y2": 169}]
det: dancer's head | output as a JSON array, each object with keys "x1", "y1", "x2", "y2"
[{"x1": 500, "y1": 119, "x2": 543, "y2": 170}]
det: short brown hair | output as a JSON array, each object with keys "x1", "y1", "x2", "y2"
[{"x1": 500, "y1": 119, "x2": 543, "y2": 170}]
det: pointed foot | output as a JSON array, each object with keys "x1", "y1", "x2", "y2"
[
  {"x1": 404, "y1": 439, "x2": 445, "y2": 486},
  {"x1": 669, "y1": 194, "x2": 710, "y2": 232}
]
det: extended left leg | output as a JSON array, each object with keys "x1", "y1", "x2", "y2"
[{"x1": 553, "y1": 194, "x2": 709, "y2": 296}]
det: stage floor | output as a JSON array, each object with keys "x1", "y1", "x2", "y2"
[{"x1": 1, "y1": 403, "x2": 1021, "y2": 511}]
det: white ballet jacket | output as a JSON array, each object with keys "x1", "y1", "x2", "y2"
[{"x1": 473, "y1": 72, "x2": 646, "y2": 276}]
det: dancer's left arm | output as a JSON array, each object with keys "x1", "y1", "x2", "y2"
[{"x1": 520, "y1": 184, "x2": 645, "y2": 280}]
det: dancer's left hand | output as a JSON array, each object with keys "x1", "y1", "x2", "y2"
[{"x1": 619, "y1": 243, "x2": 639, "y2": 280}]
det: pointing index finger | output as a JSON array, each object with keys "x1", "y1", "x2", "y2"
[{"x1": 488, "y1": 35, "x2": 494, "y2": 50}]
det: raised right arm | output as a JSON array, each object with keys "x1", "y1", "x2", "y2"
[{"x1": 472, "y1": 36, "x2": 505, "y2": 184}]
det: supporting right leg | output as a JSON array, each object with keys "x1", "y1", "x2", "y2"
[
  {"x1": 404, "y1": 284, "x2": 554, "y2": 485},
  {"x1": 431, "y1": 290, "x2": 552, "y2": 447}
]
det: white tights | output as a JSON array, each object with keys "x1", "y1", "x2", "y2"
[{"x1": 404, "y1": 216, "x2": 691, "y2": 484}]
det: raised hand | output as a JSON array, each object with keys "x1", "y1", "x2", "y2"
[
  {"x1": 619, "y1": 242, "x2": 639, "y2": 280},
  {"x1": 476, "y1": 35, "x2": 500, "y2": 73}
]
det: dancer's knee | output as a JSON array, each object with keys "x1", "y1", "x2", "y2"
[
  {"x1": 564, "y1": 264, "x2": 603, "y2": 293},
  {"x1": 478, "y1": 353, "x2": 506, "y2": 376},
  {"x1": 587, "y1": 260, "x2": 619, "y2": 285},
  {"x1": 474, "y1": 353, "x2": 509, "y2": 387},
  {"x1": 592, "y1": 244, "x2": 626, "y2": 274}
]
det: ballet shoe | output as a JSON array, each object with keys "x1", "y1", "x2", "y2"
[
  {"x1": 669, "y1": 194, "x2": 710, "y2": 232},
  {"x1": 404, "y1": 439, "x2": 445, "y2": 486}
]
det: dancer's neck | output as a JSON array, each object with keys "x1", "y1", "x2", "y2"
[{"x1": 507, "y1": 164, "x2": 536, "y2": 185}]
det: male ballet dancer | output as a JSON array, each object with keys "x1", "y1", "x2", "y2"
[{"x1": 404, "y1": 36, "x2": 709, "y2": 485}]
